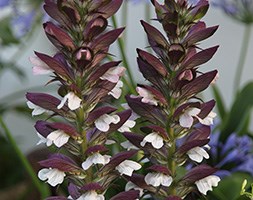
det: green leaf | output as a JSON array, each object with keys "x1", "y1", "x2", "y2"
[
  {"x1": 220, "y1": 82, "x2": 253, "y2": 142},
  {"x1": 209, "y1": 173, "x2": 253, "y2": 200},
  {"x1": 211, "y1": 85, "x2": 227, "y2": 121}
]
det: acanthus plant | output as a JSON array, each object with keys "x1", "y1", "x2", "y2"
[
  {"x1": 26, "y1": 0, "x2": 141, "y2": 199},
  {"x1": 122, "y1": 0, "x2": 221, "y2": 199}
]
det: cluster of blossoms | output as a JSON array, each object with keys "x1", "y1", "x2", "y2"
[
  {"x1": 26, "y1": 0, "x2": 141, "y2": 199},
  {"x1": 26, "y1": 0, "x2": 221, "y2": 199},
  {"x1": 122, "y1": 0, "x2": 220, "y2": 199}
]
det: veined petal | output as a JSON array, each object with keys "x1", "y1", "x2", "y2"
[
  {"x1": 197, "y1": 111, "x2": 217, "y2": 126},
  {"x1": 187, "y1": 146, "x2": 209, "y2": 163},
  {"x1": 81, "y1": 157, "x2": 93, "y2": 170},
  {"x1": 115, "y1": 160, "x2": 141, "y2": 176},
  {"x1": 47, "y1": 130, "x2": 70, "y2": 147},
  {"x1": 195, "y1": 175, "x2": 220, "y2": 195},
  {"x1": 30, "y1": 56, "x2": 53, "y2": 75},
  {"x1": 140, "y1": 132, "x2": 164, "y2": 149},
  {"x1": 100, "y1": 66, "x2": 125, "y2": 83},
  {"x1": 82, "y1": 153, "x2": 111, "y2": 170},
  {"x1": 109, "y1": 80, "x2": 123, "y2": 99},
  {"x1": 57, "y1": 92, "x2": 82, "y2": 110},
  {"x1": 118, "y1": 119, "x2": 136, "y2": 132},
  {"x1": 136, "y1": 87, "x2": 158, "y2": 106},
  {"x1": 145, "y1": 172, "x2": 172, "y2": 187},
  {"x1": 95, "y1": 114, "x2": 120, "y2": 132},
  {"x1": 38, "y1": 168, "x2": 65, "y2": 187},
  {"x1": 179, "y1": 113, "x2": 193, "y2": 128}
]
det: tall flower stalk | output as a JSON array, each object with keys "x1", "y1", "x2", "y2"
[
  {"x1": 123, "y1": 0, "x2": 220, "y2": 199},
  {"x1": 26, "y1": 1, "x2": 141, "y2": 199}
]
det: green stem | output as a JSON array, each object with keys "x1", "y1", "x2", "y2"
[
  {"x1": 234, "y1": 25, "x2": 252, "y2": 94},
  {"x1": 0, "y1": 116, "x2": 49, "y2": 199},
  {"x1": 168, "y1": 127, "x2": 176, "y2": 195},
  {"x1": 111, "y1": 15, "x2": 136, "y2": 94},
  {"x1": 121, "y1": 1, "x2": 128, "y2": 41}
]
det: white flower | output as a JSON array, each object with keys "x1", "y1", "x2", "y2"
[
  {"x1": 100, "y1": 66, "x2": 125, "y2": 83},
  {"x1": 57, "y1": 92, "x2": 82, "y2": 110},
  {"x1": 144, "y1": 172, "x2": 173, "y2": 187},
  {"x1": 77, "y1": 191, "x2": 104, "y2": 200},
  {"x1": 197, "y1": 111, "x2": 217, "y2": 126},
  {"x1": 118, "y1": 119, "x2": 136, "y2": 132},
  {"x1": 115, "y1": 160, "x2": 141, "y2": 176},
  {"x1": 29, "y1": 56, "x2": 53, "y2": 75},
  {"x1": 125, "y1": 181, "x2": 144, "y2": 197},
  {"x1": 140, "y1": 132, "x2": 164, "y2": 149},
  {"x1": 38, "y1": 168, "x2": 65, "y2": 187},
  {"x1": 179, "y1": 107, "x2": 201, "y2": 128},
  {"x1": 36, "y1": 132, "x2": 52, "y2": 146},
  {"x1": 108, "y1": 80, "x2": 123, "y2": 99},
  {"x1": 195, "y1": 175, "x2": 220, "y2": 195},
  {"x1": 120, "y1": 141, "x2": 138, "y2": 151},
  {"x1": 47, "y1": 130, "x2": 70, "y2": 148},
  {"x1": 187, "y1": 146, "x2": 209, "y2": 163},
  {"x1": 95, "y1": 114, "x2": 120, "y2": 132},
  {"x1": 136, "y1": 87, "x2": 158, "y2": 106},
  {"x1": 179, "y1": 108, "x2": 217, "y2": 128},
  {"x1": 27, "y1": 101, "x2": 47, "y2": 116},
  {"x1": 82, "y1": 153, "x2": 111, "y2": 170}
]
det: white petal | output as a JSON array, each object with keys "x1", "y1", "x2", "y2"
[
  {"x1": 121, "y1": 141, "x2": 138, "y2": 151},
  {"x1": 29, "y1": 56, "x2": 52, "y2": 75},
  {"x1": 109, "y1": 80, "x2": 123, "y2": 99},
  {"x1": 100, "y1": 67, "x2": 125, "y2": 83},
  {"x1": 197, "y1": 111, "x2": 217, "y2": 126},
  {"x1": 179, "y1": 113, "x2": 193, "y2": 128},
  {"x1": 145, "y1": 173, "x2": 161, "y2": 187},
  {"x1": 47, "y1": 130, "x2": 70, "y2": 148},
  {"x1": 36, "y1": 132, "x2": 48, "y2": 145},
  {"x1": 141, "y1": 132, "x2": 164, "y2": 149},
  {"x1": 81, "y1": 157, "x2": 93, "y2": 170},
  {"x1": 57, "y1": 94, "x2": 68, "y2": 109},
  {"x1": 91, "y1": 153, "x2": 111, "y2": 165},
  {"x1": 187, "y1": 147, "x2": 209, "y2": 163},
  {"x1": 38, "y1": 168, "x2": 50, "y2": 181},
  {"x1": 27, "y1": 101, "x2": 46, "y2": 116},
  {"x1": 95, "y1": 114, "x2": 120, "y2": 132},
  {"x1": 161, "y1": 174, "x2": 173, "y2": 187},
  {"x1": 116, "y1": 160, "x2": 141, "y2": 176},
  {"x1": 95, "y1": 115, "x2": 111, "y2": 132},
  {"x1": 67, "y1": 92, "x2": 82, "y2": 110},
  {"x1": 195, "y1": 175, "x2": 221, "y2": 195},
  {"x1": 188, "y1": 108, "x2": 201, "y2": 116},
  {"x1": 137, "y1": 87, "x2": 158, "y2": 106},
  {"x1": 118, "y1": 120, "x2": 136, "y2": 132},
  {"x1": 38, "y1": 168, "x2": 65, "y2": 187}
]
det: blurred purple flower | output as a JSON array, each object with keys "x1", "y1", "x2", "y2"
[
  {"x1": 0, "y1": 0, "x2": 10, "y2": 8},
  {"x1": 11, "y1": 10, "x2": 36, "y2": 38},
  {"x1": 212, "y1": 0, "x2": 253, "y2": 24},
  {"x1": 209, "y1": 131, "x2": 253, "y2": 177}
]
